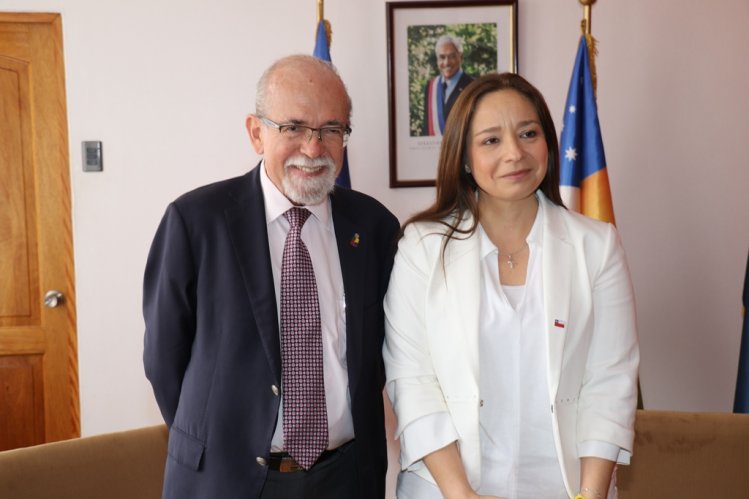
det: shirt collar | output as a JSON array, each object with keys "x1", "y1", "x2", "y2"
[
  {"x1": 441, "y1": 69, "x2": 464, "y2": 86},
  {"x1": 259, "y1": 160, "x2": 333, "y2": 230}
]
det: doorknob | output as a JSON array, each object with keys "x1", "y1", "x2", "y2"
[{"x1": 44, "y1": 290, "x2": 65, "y2": 308}]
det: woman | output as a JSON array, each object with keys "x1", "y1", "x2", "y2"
[{"x1": 383, "y1": 73, "x2": 639, "y2": 499}]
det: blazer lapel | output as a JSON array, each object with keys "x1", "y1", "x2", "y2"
[
  {"x1": 432, "y1": 219, "x2": 482, "y2": 386},
  {"x1": 330, "y1": 195, "x2": 366, "y2": 396},
  {"x1": 224, "y1": 165, "x2": 281, "y2": 382},
  {"x1": 540, "y1": 195, "x2": 573, "y2": 398}
]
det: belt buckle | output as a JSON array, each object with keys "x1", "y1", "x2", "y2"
[{"x1": 279, "y1": 457, "x2": 303, "y2": 473}]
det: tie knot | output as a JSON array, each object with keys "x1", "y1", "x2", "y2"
[{"x1": 284, "y1": 207, "x2": 311, "y2": 229}]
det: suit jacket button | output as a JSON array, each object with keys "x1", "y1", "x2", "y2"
[
  {"x1": 271, "y1": 385, "x2": 279, "y2": 396},
  {"x1": 256, "y1": 457, "x2": 267, "y2": 466}
]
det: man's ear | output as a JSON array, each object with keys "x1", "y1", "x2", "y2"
[{"x1": 246, "y1": 115, "x2": 264, "y2": 155}]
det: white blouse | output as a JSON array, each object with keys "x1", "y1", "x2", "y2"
[{"x1": 474, "y1": 217, "x2": 567, "y2": 498}]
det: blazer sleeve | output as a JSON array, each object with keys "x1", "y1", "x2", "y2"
[
  {"x1": 577, "y1": 222, "x2": 640, "y2": 452},
  {"x1": 383, "y1": 224, "x2": 450, "y2": 437},
  {"x1": 143, "y1": 202, "x2": 198, "y2": 427}
]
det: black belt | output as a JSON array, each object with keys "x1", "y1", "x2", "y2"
[{"x1": 267, "y1": 441, "x2": 353, "y2": 473}]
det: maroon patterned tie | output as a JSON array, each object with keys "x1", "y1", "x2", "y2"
[{"x1": 280, "y1": 207, "x2": 328, "y2": 470}]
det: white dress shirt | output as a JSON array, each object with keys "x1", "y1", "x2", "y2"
[
  {"x1": 442, "y1": 69, "x2": 465, "y2": 102},
  {"x1": 260, "y1": 163, "x2": 355, "y2": 451}
]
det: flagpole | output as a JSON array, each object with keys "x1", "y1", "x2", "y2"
[
  {"x1": 578, "y1": 0, "x2": 598, "y2": 96},
  {"x1": 316, "y1": 0, "x2": 331, "y2": 50},
  {"x1": 576, "y1": 0, "x2": 643, "y2": 410},
  {"x1": 579, "y1": 0, "x2": 594, "y2": 35}
]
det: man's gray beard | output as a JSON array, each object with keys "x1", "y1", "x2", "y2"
[{"x1": 282, "y1": 155, "x2": 337, "y2": 206}]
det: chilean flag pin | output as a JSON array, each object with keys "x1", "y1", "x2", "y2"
[{"x1": 554, "y1": 319, "x2": 566, "y2": 329}]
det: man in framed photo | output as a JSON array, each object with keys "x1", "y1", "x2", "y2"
[{"x1": 421, "y1": 34, "x2": 474, "y2": 136}]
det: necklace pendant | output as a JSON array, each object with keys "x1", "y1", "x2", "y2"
[{"x1": 507, "y1": 256, "x2": 514, "y2": 269}]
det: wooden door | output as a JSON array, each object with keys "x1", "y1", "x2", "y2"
[{"x1": 0, "y1": 12, "x2": 79, "y2": 450}]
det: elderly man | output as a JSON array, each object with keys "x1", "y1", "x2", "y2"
[
  {"x1": 144, "y1": 54, "x2": 399, "y2": 499},
  {"x1": 422, "y1": 34, "x2": 474, "y2": 136}
]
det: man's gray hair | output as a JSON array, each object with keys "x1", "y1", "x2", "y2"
[
  {"x1": 255, "y1": 54, "x2": 352, "y2": 122},
  {"x1": 435, "y1": 34, "x2": 463, "y2": 54}
]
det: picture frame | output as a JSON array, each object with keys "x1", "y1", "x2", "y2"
[{"x1": 386, "y1": 0, "x2": 518, "y2": 187}]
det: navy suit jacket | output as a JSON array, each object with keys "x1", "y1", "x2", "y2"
[{"x1": 143, "y1": 164, "x2": 399, "y2": 499}]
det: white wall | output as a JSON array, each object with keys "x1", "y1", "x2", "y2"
[{"x1": 2, "y1": 0, "x2": 748, "y2": 452}]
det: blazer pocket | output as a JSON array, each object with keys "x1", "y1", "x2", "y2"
[
  {"x1": 555, "y1": 395, "x2": 579, "y2": 406},
  {"x1": 167, "y1": 426, "x2": 205, "y2": 471}
]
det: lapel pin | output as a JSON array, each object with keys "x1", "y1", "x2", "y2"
[
  {"x1": 554, "y1": 319, "x2": 566, "y2": 329},
  {"x1": 350, "y1": 233, "x2": 360, "y2": 248}
]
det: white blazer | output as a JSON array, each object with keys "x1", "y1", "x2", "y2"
[{"x1": 383, "y1": 193, "x2": 639, "y2": 497}]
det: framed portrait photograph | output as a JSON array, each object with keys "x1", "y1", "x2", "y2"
[{"x1": 386, "y1": 0, "x2": 518, "y2": 187}]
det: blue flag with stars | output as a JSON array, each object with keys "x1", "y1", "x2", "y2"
[
  {"x1": 313, "y1": 18, "x2": 351, "y2": 189},
  {"x1": 559, "y1": 36, "x2": 615, "y2": 224}
]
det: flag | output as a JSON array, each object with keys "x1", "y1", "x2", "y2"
[
  {"x1": 734, "y1": 252, "x2": 749, "y2": 413},
  {"x1": 560, "y1": 34, "x2": 643, "y2": 409},
  {"x1": 313, "y1": 16, "x2": 351, "y2": 189},
  {"x1": 559, "y1": 36, "x2": 615, "y2": 224}
]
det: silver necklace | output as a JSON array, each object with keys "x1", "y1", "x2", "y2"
[{"x1": 499, "y1": 241, "x2": 528, "y2": 270}]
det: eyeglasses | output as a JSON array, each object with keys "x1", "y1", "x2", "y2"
[{"x1": 259, "y1": 116, "x2": 351, "y2": 147}]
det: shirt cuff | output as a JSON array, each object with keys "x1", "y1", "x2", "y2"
[
  {"x1": 578, "y1": 440, "x2": 631, "y2": 465},
  {"x1": 399, "y1": 412, "x2": 459, "y2": 469}
]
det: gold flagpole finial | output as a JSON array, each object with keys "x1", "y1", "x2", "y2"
[
  {"x1": 579, "y1": 0, "x2": 595, "y2": 35},
  {"x1": 315, "y1": 0, "x2": 332, "y2": 49},
  {"x1": 578, "y1": 0, "x2": 598, "y2": 96}
]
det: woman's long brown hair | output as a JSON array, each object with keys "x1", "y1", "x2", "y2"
[{"x1": 401, "y1": 72, "x2": 565, "y2": 255}]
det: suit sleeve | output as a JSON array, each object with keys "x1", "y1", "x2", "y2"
[
  {"x1": 143, "y1": 202, "x2": 197, "y2": 427},
  {"x1": 577, "y1": 223, "x2": 640, "y2": 453}
]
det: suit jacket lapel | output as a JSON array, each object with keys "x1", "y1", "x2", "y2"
[
  {"x1": 445, "y1": 73, "x2": 472, "y2": 113},
  {"x1": 330, "y1": 194, "x2": 366, "y2": 396},
  {"x1": 540, "y1": 195, "x2": 573, "y2": 399},
  {"x1": 224, "y1": 165, "x2": 281, "y2": 383}
]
